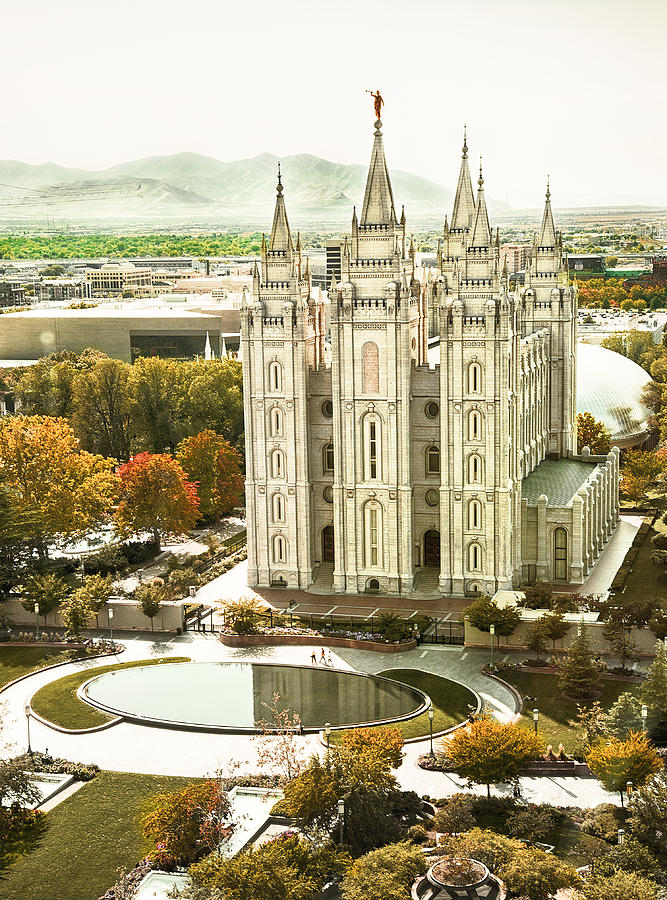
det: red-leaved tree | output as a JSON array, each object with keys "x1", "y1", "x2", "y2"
[
  {"x1": 176, "y1": 430, "x2": 244, "y2": 522},
  {"x1": 115, "y1": 452, "x2": 200, "y2": 548}
]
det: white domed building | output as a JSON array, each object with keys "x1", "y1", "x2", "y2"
[{"x1": 577, "y1": 343, "x2": 653, "y2": 449}]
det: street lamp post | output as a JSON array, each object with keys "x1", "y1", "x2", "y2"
[
  {"x1": 108, "y1": 608, "x2": 114, "y2": 645},
  {"x1": 25, "y1": 703, "x2": 32, "y2": 756},
  {"x1": 641, "y1": 704, "x2": 648, "y2": 733},
  {"x1": 337, "y1": 797, "x2": 345, "y2": 845},
  {"x1": 489, "y1": 623, "x2": 495, "y2": 670},
  {"x1": 617, "y1": 828, "x2": 625, "y2": 845},
  {"x1": 533, "y1": 708, "x2": 539, "y2": 735},
  {"x1": 34, "y1": 602, "x2": 40, "y2": 641},
  {"x1": 325, "y1": 722, "x2": 331, "y2": 759},
  {"x1": 428, "y1": 704, "x2": 434, "y2": 758},
  {"x1": 626, "y1": 781, "x2": 633, "y2": 800}
]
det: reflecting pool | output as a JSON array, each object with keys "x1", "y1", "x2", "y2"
[{"x1": 80, "y1": 661, "x2": 429, "y2": 732}]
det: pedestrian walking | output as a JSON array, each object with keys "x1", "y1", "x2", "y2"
[
  {"x1": 326, "y1": 651, "x2": 333, "y2": 667},
  {"x1": 320, "y1": 647, "x2": 326, "y2": 665},
  {"x1": 311, "y1": 650, "x2": 317, "y2": 666}
]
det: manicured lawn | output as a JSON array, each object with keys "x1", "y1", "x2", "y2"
[
  {"x1": 500, "y1": 669, "x2": 641, "y2": 753},
  {"x1": 376, "y1": 669, "x2": 477, "y2": 740},
  {"x1": 0, "y1": 772, "x2": 198, "y2": 900},
  {"x1": 0, "y1": 646, "x2": 89, "y2": 691},
  {"x1": 617, "y1": 516, "x2": 666, "y2": 610},
  {"x1": 30, "y1": 657, "x2": 190, "y2": 730}
]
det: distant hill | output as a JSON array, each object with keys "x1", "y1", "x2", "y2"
[{"x1": 0, "y1": 151, "x2": 510, "y2": 222}]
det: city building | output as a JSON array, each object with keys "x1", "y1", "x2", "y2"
[
  {"x1": 36, "y1": 278, "x2": 90, "y2": 303},
  {"x1": 499, "y1": 242, "x2": 531, "y2": 274},
  {"x1": 85, "y1": 263, "x2": 153, "y2": 295},
  {"x1": 241, "y1": 119, "x2": 620, "y2": 598},
  {"x1": 0, "y1": 281, "x2": 26, "y2": 307}
]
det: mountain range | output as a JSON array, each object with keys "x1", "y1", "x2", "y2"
[{"x1": 0, "y1": 151, "x2": 510, "y2": 222}]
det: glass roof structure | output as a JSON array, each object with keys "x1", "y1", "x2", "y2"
[{"x1": 576, "y1": 342, "x2": 652, "y2": 446}]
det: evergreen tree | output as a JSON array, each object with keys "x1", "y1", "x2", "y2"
[
  {"x1": 640, "y1": 641, "x2": 667, "y2": 729},
  {"x1": 558, "y1": 625, "x2": 602, "y2": 699},
  {"x1": 604, "y1": 692, "x2": 643, "y2": 739}
]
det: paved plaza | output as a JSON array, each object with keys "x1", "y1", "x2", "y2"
[{"x1": 1, "y1": 633, "x2": 622, "y2": 808}]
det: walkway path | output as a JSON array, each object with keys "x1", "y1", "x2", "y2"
[{"x1": 0, "y1": 635, "x2": 620, "y2": 808}]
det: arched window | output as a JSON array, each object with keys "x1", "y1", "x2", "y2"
[
  {"x1": 468, "y1": 454, "x2": 483, "y2": 483},
  {"x1": 468, "y1": 542, "x2": 482, "y2": 572},
  {"x1": 268, "y1": 361, "x2": 283, "y2": 392},
  {"x1": 468, "y1": 499, "x2": 482, "y2": 530},
  {"x1": 426, "y1": 445, "x2": 440, "y2": 475},
  {"x1": 323, "y1": 442, "x2": 334, "y2": 473},
  {"x1": 362, "y1": 342, "x2": 379, "y2": 393},
  {"x1": 270, "y1": 449, "x2": 285, "y2": 479},
  {"x1": 270, "y1": 407, "x2": 283, "y2": 437},
  {"x1": 363, "y1": 414, "x2": 381, "y2": 481},
  {"x1": 272, "y1": 493, "x2": 285, "y2": 523},
  {"x1": 469, "y1": 410, "x2": 482, "y2": 441},
  {"x1": 553, "y1": 527, "x2": 568, "y2": 581},
  {"x1": 272, "y1": 534, "x2": 287, "y2": 563},
  {"x1": 468, "y1": 362, "x2": 482, "y2": 394},
  {"x1": 364, "y1": 501, "x2": 383, "y2": 568}
]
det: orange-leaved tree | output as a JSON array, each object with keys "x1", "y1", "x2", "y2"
[
  {"x1": 576, "y1": 412, "x2": 611, "y2": 455},
  {"x1": 444, "y1": 712, "x2": 542, "y2": 798},
  {"x1": 175, "y1": 429, "x2": 243, "y2": 522},
  {"x1": 115, "y1": 451, "x2": 199, "y2": 549},
  {"x1": 0, "y1": 415, "x2": 117, "y2": 559},
  {"x1": 620, "y1": 449, "x2": 666, "y2": 500},
  {"x1": 586, "y1": 731, "x2": 663, "y2": 806}
]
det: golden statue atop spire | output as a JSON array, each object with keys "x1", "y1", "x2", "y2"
[{"x1": 366, "y1": 89, "x2": 384, "y2": 120}]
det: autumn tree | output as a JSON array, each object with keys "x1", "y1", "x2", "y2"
[
  {"x1": 59, "y1": 589, "x2": 94, "y2": 640},
  {"x1": 21, "y1": 572, "x2": 70, "y2": 620},
  {"x1": 586, "y1": 731, "x2": 662, "y2": 806},
  {"x1": 576, "y1": 870, "x2": 661, "y2": 900},
  {"x1": 601, "y1": 330, "x2": 661, "y2": 372},
  {"x1": 176, "y1": 430, "x2": 244, "y2": 522},
  {"x1": 115, "y1": 452, "x2": 199, "y2": 549},
  {"x1": 558, "y1": 625, "x2": 601, "y2": 699},
  {"x1": 443, "y1": 712, "x2": 542, "y2": 798},
  {"x1": 576, "y1": 412, "x2": 611, "y2": 455},
  {"x1": 254, "y1": 692, "x2": 306, "y2": 780},
  {"x1": 0, "y1": 416, "x2": 117, "y2": 559},
  {"x1": 620, "y1": 449, "x2": 665, "y2": 500},
  {"x1": 141, "y1": 781, "x2": 231, "y2": 866},
  {"x1": 568, "y1": 701, "x2": 607, "y2": 755},
  {"x1": 72, "y1": 358, "x2": 134, "y2": 460},
  {"x1": 340, "y1": 726, "x2": 404, "y2": 770}
]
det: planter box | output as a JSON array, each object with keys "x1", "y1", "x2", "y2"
[{"x1": 218, "y1": 632, "x2": 417, "y2": 653}]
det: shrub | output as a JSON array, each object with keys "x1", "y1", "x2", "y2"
[
  {"x1": 406, "y1": 823, "x2": 428, "y2": 844},
  {"x1": 577, "y1": 870, "x2": 662, "y2": 900},
  {"x1": 83, "y1": 544, "x2": 128, "y2": 576},
  {"x1": 506, "y1": 804, "x2": 554, "y2": 842},
  {"x1": 341, "y1": 841, "x2": 427, "y2": 900},
  {"x1": 432, "y1": 794, "x2": 475, "y2": 835},
  {"x1": 502, "y1": 847, "x2": 579, "y2": 900},
  {"x1": 578, "y1": 804, "x2": 627, "y2": 843}
]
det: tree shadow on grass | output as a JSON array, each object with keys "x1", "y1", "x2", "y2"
[{"x1": 0, "y1": 812, "x2": 49, "y2": 880}]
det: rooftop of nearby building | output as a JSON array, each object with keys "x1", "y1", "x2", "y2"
[{"x1": 522, "y1": 457, "x2": 597, "y2": 506}]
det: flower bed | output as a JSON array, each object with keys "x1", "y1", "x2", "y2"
[{"x1": 218, "y1": 629, "x2": 417, "y2": 653}]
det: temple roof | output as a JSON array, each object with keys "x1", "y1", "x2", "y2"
[{"x1": 360, "y1": 121, "x2": 397, "y2": 226}]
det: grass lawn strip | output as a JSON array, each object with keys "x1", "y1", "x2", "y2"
[
  {"x1": 500, "y1": 669, "x2": 641, "y2": 753},
  {"x1": 0, "y1": 646, "x2": 90, "y2": 691},
  {"x1": 30, "y1": 656, "x2": 190, "y2": 730},
  {"x1": 0, "y1": 772, "x2": 199, "y2": 900}
]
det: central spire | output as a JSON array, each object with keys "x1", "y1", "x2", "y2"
[
  {"x1": 469, "y1": 157, "x2": 491, "y2": 248},
  {"x1": 450, "y1": 125, "x2": 476, "y2": 232},
  {"x1": 269, "y1": 162, "x2": 294, "y2": 252},
  {"x1": 538, "y1": 177, "x2": 556, "y2": 247},
  {"x1": 360, "y1": 119, "x2": 396, "y2": 226}
]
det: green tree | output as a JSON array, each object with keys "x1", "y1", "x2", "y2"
[
  {"x1": 462, "y1": 595, "x2": 521, "y2": 645},
  {"x1": 341, "y1": 841, "x2": 427, "y2": 900},
  {"x1": 627, "y1": 771, "x2": 667, "y2": 857},
  {"x1": 558, "y1": 625, "x2": 602, "y2": 699},
  {"x1": 640, "y1": 640, "x2": 667, "y2": 729},
  {"x1": 431, "y1": 794, "x2": 475, "y2": 835},
  {"x1": 21, "y1": 572, "x2": 70, "y2": 620},
  {"x1": 577, "y1": 870, "x2": 661, "y2": 900},
  {"x1": 523, "y1": 619, "x2": 549, "y2": 663},
  {"x1": 586, "y1": 732, "x2": 662, "y2": 805},
  {"x1": 592, "y1": 835, "x2": 663, "y2": 881},
  {"x1": 501, "y1": 847, "x2": 579, "y2": 900},
  {"x1": 0, "y1": 757, "x2": 41, "y2": 806},
  {"x1": 135, "y1": 583, "x2": 165, "y2": 631},
  {"x1": 176, "y1": 430, "x2": 244, "y2": 521},
  {"x1": 540, "y1": 610, "x2": 570, "y2": 654},
  {"x1": 59, "y1": 588, "x2": 94, "y2": 640},
  {"x1": 521, "y1": 579, "x2": 553, "y2": 610},
  {"x1": 114, "y1": 452, "x2": 200, "y2": 549},
  {"x1": 576, "y1": 412, "x2": 611, "y2": 455},
  {"x1": 80, "y1": 573, "x2": 114, "y2": 613},
  {"x1": 444, "y1": 712, "x2": 542, "y2": 798},
  {"x1": 604, "y1": 692, "x2": 643, "y2": 739},
  {"x1": 186, "y1": 357, "x2": 244, "y2": 449},
  {"x1": 186, "y1": 834, "x2": 350, "y2": 900},
  {"x1": 130, "y1": 357, "x2": 189, "y2": 453},
  {"x1": 568, "y1": 701, "x2": 607, "y2": 754},
  {"x1": 648, "y1": 601, "x2": 667, "y2": 639},
  {"x1": 602, "y1": 621, "x2": 639, "y2": 671},
  {"x1": 72, "y1": 358, "x2": 134, "y2": 460}
]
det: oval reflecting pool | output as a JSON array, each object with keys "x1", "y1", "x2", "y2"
[{"x1": 80, "y1": 662, "x2": 430, "y2": 732}]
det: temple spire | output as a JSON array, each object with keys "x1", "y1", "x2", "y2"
[
  {"x1": 360, "y1": 119, "x2": 397, "y2": 226},
  {"x1": 469, "y1": 157, "x2": 491, "y2": 247},
  {"x1": 269, "y1": 163, "x2": 294, "y2": 252},
  {"x1": 538, "y1": 177, "x2": 556, "y2": 247},
  {"x1": 450, "y1": 126, "x2": 476, "y2": 231}
]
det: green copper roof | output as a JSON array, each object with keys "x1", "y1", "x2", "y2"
[{"x1": 522, "y1": 458, "x2": 597, "y2": 507}]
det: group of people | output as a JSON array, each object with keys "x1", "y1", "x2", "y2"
[{"x1": 311, "y1": 647, "x2": 334, "y2": 667}]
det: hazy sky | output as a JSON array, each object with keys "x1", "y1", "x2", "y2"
[{"x1": 4, "y1": 0, "x2": 666, "y2": 208}]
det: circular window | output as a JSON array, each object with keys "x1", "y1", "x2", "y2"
[
  {"x1": 425, "y1": 401, "x2": 439, "y2": 419},
  {"x1": 322, "y1": 400, "x2": 334, "y2": 418},
  {"x1": 323, "y1": 486, "x2": 333, "y2": 503},
  {"x1": 425, "y1": 489, "x2": 439, "y2": 507}
]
